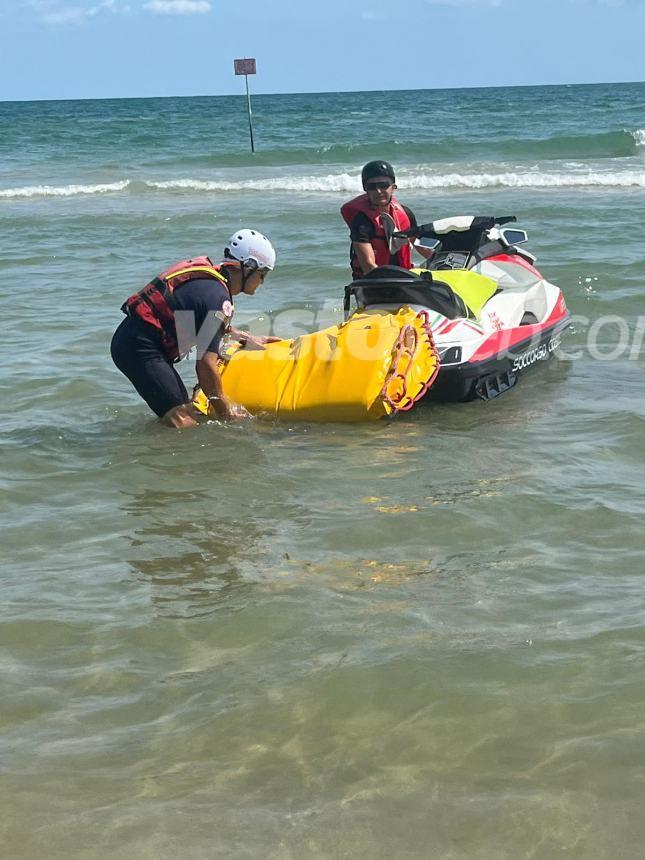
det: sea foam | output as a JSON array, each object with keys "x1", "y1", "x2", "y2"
[
  {"x1": 632, "y1": 129, "x2": 645, "y2": 147},
  {"x1": 3, "y1": 170, "x2": 645, "y2": 200},
  {"x1": 148, "y1": 171, "x2": 645, "y2": 192},
  {"x1": 0, "y1": 180, "x2": 131, "y2": 199}
]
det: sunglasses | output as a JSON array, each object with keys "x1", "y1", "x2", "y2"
[
  {"x1": 365, "y1": 180, "x2": 393, "y2": 191},
  {"x1": 257, "y1": 267, "x2": 270, "y2": 282}
]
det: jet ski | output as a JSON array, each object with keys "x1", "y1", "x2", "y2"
[{"x1": 343, "y1": 215, "x2": 571, "y2": 401}]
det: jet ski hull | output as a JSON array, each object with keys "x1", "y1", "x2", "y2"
[{"x1": 427, "y1": 313, "x2": 571, "y2": 402}]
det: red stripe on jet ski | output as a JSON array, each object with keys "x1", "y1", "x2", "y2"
[
  {"x1": 437, "y1": 319, "x2": 461, "y2": 334},
  {"x1": 468, "y1": 300, "x2": 569, "y2": 362},
  {"x1": 462, "y1": 322, "x2": 484, "y2": 334}
]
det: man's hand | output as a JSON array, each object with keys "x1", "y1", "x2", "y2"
[
  {"x1": 196, "y1": 351, "x2": 233, "y2": 420},
  {"x1": 230, "y1": 327, "x2": 281, "y2": 348},
  {"x1": 242, "y1": 333, "x2": 281, "y2": 347},
  {"x1": 196, "y1": 351, "x2": 254, "y2": 422}
]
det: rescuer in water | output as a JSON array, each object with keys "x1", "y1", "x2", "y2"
[{"x1": 111, "y1": 229, "x2": 277, "y2": 428}]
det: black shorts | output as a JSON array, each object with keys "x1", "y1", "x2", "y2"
[{"x1": 111, "y1": 317, "x2": 188, "y2": 417}]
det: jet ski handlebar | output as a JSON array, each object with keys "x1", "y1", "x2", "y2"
[{"x1": 395, "y1": 215, "x2": 517, "y2": 240}]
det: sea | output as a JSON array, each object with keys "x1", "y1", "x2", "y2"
[{"x1": 2, "y1": 83, "x2": 645, "y2": 858}]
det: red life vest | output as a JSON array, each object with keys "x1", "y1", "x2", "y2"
[
  {"x1": 122, "y1": 256, "x2": 232, "y2": 362},
  {"x1": 340, "y1": 194, "x2": 412, "y2": 277}
]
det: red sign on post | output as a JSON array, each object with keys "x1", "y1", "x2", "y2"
[{"x1": 234, "y1": 58, "x2": 256, "y2": 76}]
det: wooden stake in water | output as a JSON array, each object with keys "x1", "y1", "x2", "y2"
[{"x1": 234, "y1": 58, "x2": 257, "y2": 154}]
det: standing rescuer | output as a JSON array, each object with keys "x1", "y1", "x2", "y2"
[
  {"x1": 110, "y1": 228, "x2": 277, "y2": 428},
  {"x1": 340, "y1": 160, "x2": 429, "y2": 279}
]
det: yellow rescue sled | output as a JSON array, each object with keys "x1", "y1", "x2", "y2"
[{"x1": 193, "y1": 306, "x2": 439, "y2": 422}]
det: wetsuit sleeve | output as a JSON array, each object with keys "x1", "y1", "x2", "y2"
[
  {"x1": 349, "y1": 211, "x2": 374, "y2": 244},
  {"x1": 197, "y1": 284, "x2": 231, "y2": 355},
  {"x1": 174, "y1": 280, "x2": 232, "y2": 356}
]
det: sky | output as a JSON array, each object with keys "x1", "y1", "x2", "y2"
[{"x1": 0, "y1": 0, "x2": 644, "y2": 101}]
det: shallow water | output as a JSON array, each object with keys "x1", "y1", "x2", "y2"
[{"x1": 2, "y1": 84, "x2": 645, "y2": 858}]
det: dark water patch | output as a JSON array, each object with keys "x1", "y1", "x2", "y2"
[
  {"x1": 5, "y1": 129, "x2": 640, "y2": 177},
  {"x1": 136, "y1": 129, "x2": 642, "y2": 170}
]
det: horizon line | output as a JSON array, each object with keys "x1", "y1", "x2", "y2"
[{"x1": 1, "y1": 79, "x2": 643, "y2": 105}]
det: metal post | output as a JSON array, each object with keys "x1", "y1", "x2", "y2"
[
  {"x1": 234, "y1": 58, "x2": 257, "y2": 153},
  {"x1": 245, "y1": 74, "x2": 255, "y2": 154}
]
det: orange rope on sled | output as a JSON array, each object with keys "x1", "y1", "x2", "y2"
[{"x1": 381, "y1": 311, "x2": 439, "y2": 413}]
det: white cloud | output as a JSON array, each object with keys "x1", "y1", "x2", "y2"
[
  {"x1": 31, "y1": 0, "x2": 212, "y2": 21},
  {"x1": 35, "y1": 0, "x2": 126, "y2": 25},
  {"x1": 43, "y1": 5, "x2": 98, "y2": 22},
  {"x1": 143, "y1": 0, "x2": 211, "y2": 13}
]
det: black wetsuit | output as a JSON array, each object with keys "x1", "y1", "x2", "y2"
[{"x1": 111, "y1": 278, "x2": 231, "y2": 417}]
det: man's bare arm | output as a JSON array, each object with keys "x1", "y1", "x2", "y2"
[{"x1": 353, "y1": 241, "x2": 378, "y2": 275}]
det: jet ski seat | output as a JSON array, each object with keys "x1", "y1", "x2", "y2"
[{"x1": 344, "y1": 266, "x2": 468, "y2": 320}]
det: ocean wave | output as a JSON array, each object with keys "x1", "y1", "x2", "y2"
[
  {"x1": 146, "y1": 170, "x2": 645, "y2": 192},
  {"x1": 146, "y1": 176, "x2": 360, "y2": 192},
  {"x1": 3, "y1": 169, "x2": 645, "y2": 200},
  {"x1": 0, "y1": 180, "x2": 130, "y2": 199},
  {"x1": 144, "y1": 170, "x2": 645, "y2": 192},
  {"x1": 408, "y1": 170, "x2": 645, "y2": 190},
  {"x1": 137, "y1": 129, "x2": 645, "y2": 171}
]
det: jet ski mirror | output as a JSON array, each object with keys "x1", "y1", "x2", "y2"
[
  {"x1": 500, "y1": 228, "x2": 528, "y2": 246},
  {"x1": 415, "y1": 237, "x2": 440, "y2": 250}
]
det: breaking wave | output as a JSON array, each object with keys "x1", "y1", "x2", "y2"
[
  {"x1": 3, "y1": 169, "x2": 645, "y2": 200},
  {"x1": 0, "y1": 180, "x2": 131, "y2": 199},
  {"x1": 632, "y1": 129, "x2": 645, "y2": 147}
]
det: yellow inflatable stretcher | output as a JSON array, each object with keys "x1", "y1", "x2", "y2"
[{"x1": 193, "y1": 307, "x2": 439, "y2": 422}]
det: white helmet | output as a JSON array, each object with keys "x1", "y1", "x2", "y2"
[{"x1": 223, "y1": 228, "x2": 276, "y2": 271}]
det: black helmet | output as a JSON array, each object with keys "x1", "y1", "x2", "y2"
[{"x1": 361, "y1": 160, "x2": 396, "y2": 188}]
